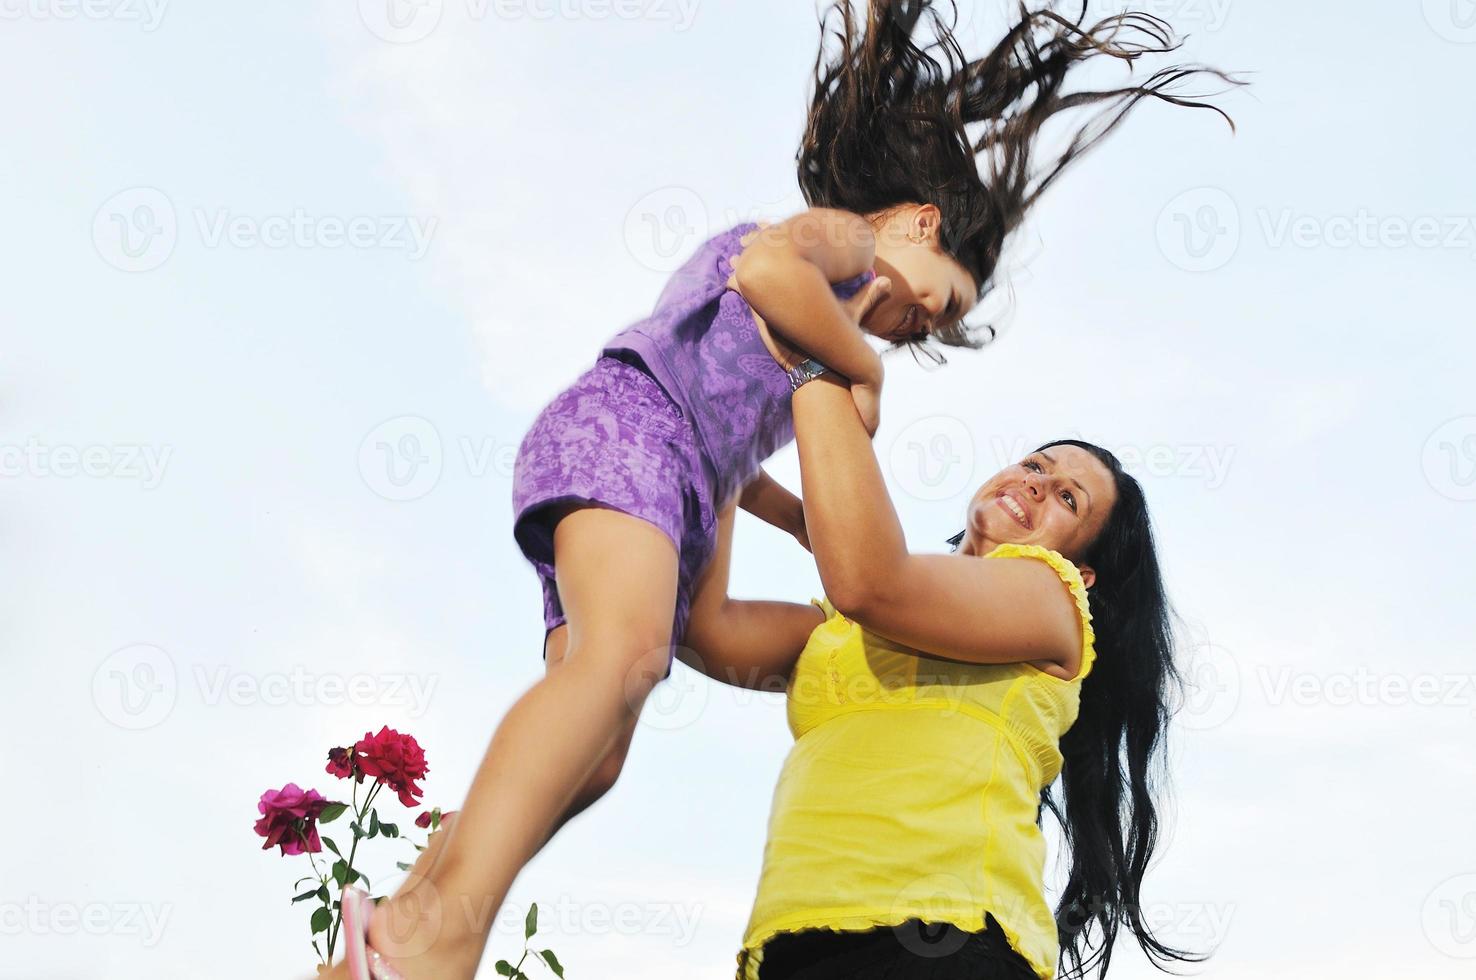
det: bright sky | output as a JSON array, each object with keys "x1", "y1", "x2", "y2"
[{"x1": 3, "y1": 2, "x2": 1474, "y2": 978}]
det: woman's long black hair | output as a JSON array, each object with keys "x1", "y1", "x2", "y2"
[
  {"x1": 799, "y1": 0, "x2": 1236, "y2": 356},
  {"x1": 948, "y1": 439, "x2": 1194, "y2": 978}
]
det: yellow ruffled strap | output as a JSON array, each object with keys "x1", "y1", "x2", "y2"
[{"x1": 983, "y1": 542, "x2": 1097, "y2": 680}]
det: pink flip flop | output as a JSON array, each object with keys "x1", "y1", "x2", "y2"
[{"x1": 340, "y1": 887, "x2": 406, "y2": 980}]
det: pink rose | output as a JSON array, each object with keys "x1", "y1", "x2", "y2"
[
  {"x1": 354, "y1": 727, "x2": 429, "y2": 808},
  {"x1": 254, "y1": 784, "x2": 329, "y2": 856}
]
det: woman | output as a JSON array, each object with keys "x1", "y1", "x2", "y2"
[{"x1": 679, "y1": 344, "x2": 1197, "y2": 979}]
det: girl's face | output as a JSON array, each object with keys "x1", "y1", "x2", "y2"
[
  {"x1": 862, "y1": 204, "x2": 979, "y2": 343},
  {"x1": 957, "y1": 446, "x2": 1118, "y2": 586}
]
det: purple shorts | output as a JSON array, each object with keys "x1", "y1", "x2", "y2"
[{"x1": 510, "y1": 354, "x2": 718, "y2": 667}]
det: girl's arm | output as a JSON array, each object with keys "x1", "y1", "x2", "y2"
[
  {"x1": 677, "y1": 502, "x2": 825, "y2": 692},
  {"x1": 732, "y1": 209, "x2": 885, "y2": 429},
  {"x1": 737, "y1": 468, "x2": 810, "y2": 552},
  {"x1": 791, "y1": 374, "x2": 1084, "y2": 674}
]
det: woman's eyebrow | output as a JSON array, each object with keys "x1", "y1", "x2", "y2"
[{"x1": 1039, "y1": 451, "x2": 1093, "y2": 512}]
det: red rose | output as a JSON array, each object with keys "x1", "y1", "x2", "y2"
[
  {"x1": 326, "y1": 746, "x2": 358, "y2": 781},
  {"x1": 415, "y1": 810, "x2": 434, "y2": 829},
  {"x1": 254, "y1": 784, "x2": 329, "y2": 856},
  {"x1": 354, "y1": 726, "x2": 428, "y2": 808}
]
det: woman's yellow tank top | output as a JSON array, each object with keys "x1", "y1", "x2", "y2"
[{"x1": 737, "y1": 543, "x2": 1097, "y2": 980}]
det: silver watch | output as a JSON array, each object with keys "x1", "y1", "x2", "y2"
[{"x1": 787, "y1": 357, "x2": 832, "y2": 391}]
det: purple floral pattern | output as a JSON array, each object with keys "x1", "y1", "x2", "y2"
[{"x1": 511, "y1": 223, "x2": 874, "y2": 661}]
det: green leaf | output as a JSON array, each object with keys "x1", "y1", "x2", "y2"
[
  {"x1": 291, "y1": 888, "x2": 320, "y2": 904},
  {"x1": 322, "y1": 837, "x2": 342, "y2": 858},
  {"x1": 310, "y1": 907, "x2": 332, "y2": 934},
  {"x1": 317, "y1": 884, "x2": 330, "y2": 903},
  {"x1": 525, "y1": 903, "x2": 538, "y2": 940},
  {"x1": 350, "y1": 820, "x2": 365, "y2": 840},
  {"x1": 331, "y1": 860, "x2": 348, "y2": 887},
  {"x1": 396, "y1": 861, "x2": 413, "y2": 872},
  {"x1": 354, "y1": 870, "x2": 371, "y2": 891},
  {"x1": 541, "y1": 950, "x2": 564, "y2": 978},
  {"x1": 368, "y1": 809, "x2": 380, "y2": 838},
  {"x1": 494, "y1": 961, "x2": 514, "y2": 976},
  {"x1": 320, "y1": 802, "x2": 349, "y2": 824},
  {"x1": 380, "y1": 822, "x2": 399, "y2": 839}
]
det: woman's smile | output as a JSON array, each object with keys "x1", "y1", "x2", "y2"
[{"x1": 995, "y1": 490, "x2": 1032, "y2": 529}]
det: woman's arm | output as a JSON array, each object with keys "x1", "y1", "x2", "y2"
[
  {"x1": 791, "y1": 374, "x2": 1083, "y2": 673},
  {"x1": 678, "y1": 502, "x2": 826, "y2": 692}
]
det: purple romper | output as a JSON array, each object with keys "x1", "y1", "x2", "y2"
[{"x1": 510, "y1": 221, "x2": 875, "y2": 663}]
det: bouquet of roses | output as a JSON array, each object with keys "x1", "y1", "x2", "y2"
[
  {"x1": 253, "y1": 725, "x2": 437, "y2": 968},
  {"x1": 255, "y1": 725, "x2": 566, "y2": 976}
]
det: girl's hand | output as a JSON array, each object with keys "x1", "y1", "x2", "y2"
[
  {"x1": 850, "y1": 378, "x2": 883, "y2": 438},
  {"x1": 842, "y1": 275, "x2": 892, "y2": 340},
  {"x1": 840, "y1": 275, "x2": 889, "y2": 436},
  {"x1": 792, "y1": 508, "x2": 812, "y2": 553}
]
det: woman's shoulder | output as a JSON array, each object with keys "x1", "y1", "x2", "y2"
[{"x1": 982, "y1": 543, "x2": 1096, "y2": 681}]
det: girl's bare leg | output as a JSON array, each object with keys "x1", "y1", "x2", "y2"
[{"x1": 350, "y1": 505, "x2": 680, "y2": 980}]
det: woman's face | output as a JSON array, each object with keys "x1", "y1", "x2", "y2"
[
  {"x1": 861, "y1": 204, "x2": 978, "y2": 343},
  {"x1": 958, "y1": 445, "x2": 1118, "y2": 585}
]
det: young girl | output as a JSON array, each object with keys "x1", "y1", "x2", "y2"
[{"x1": 334, "y1": 2, "x2": 1231, "y2": 977}]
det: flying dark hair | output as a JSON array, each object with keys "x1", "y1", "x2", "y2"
[
  {"x1": 799, "y1": 0, "x2": 1237, "y2": 360},
  {"x1": 947, "y1": 438, "x2": 1197, "y2": 978}
]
